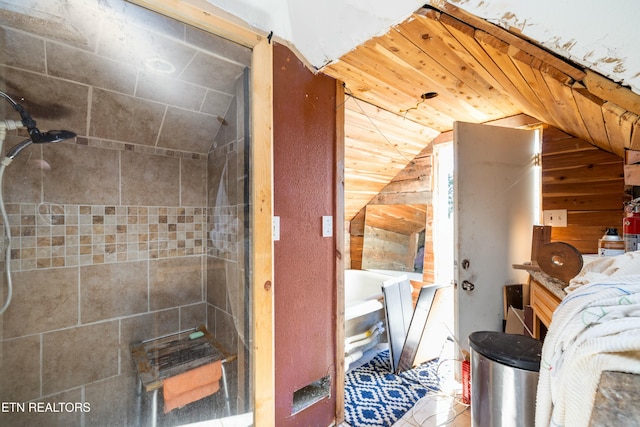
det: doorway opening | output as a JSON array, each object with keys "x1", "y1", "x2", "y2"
[{"x1": 433, "y1": 142, "x2": 455, "y2": 291}]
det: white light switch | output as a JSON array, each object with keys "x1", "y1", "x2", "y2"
[
  {"x1": 322, "y1": 215, "x2": 333, "y2": 237},
  {"x1": 273, "y1": 216, "x2": 280, "y2": 241},
  {"x1": 542, "y1": 209, "x2": 567, "y2": 227}
]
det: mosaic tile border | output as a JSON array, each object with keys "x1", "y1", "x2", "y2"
[
  {"x1": 5, "y1": 203, "x2": 208, "y2": 271},
  {"x1": 76, "y1": 137, "x2": 209, "y2": 159}
]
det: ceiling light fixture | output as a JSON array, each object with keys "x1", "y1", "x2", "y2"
[
  {"x1": 143, "y1": 57, "x2": 176, "y2": 74},
  {"x1": 401, "y1": 91, "x2": 439, "y2": 118}
]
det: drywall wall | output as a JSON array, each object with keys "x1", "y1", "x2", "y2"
[
  {"x1": 204, "y1": 0, "x2": 640, "y2": 94},
  {"x1": 273, "y1": 43, "x2": 338, "y2": 425},
  {"x1": 204, "y1": 0, "x2": 424, "y2": 68}
]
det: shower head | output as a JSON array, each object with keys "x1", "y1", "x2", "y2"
[
  {"x1": 27, "y1": 129, "x2": 76, "y2": 144},
  {"x1": 6, "y1": 129, "x2": 77, "y2": 160},
  {"x1": 0, "y1": 90, "x2": 76, "y2": 145}
]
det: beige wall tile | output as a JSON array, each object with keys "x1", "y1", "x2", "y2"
[
  {"x1": 1, "y1": 0, "x2": 101, "y2": 51},
  {"x1": 207, "y1": 150, "x2": 227, "y2": 208},
  {"x1": 109, "y1": 0, "x2": 186, "y2": 41},
  {"x1": 120, "y1": 150, "x2": 180, "y2": 206},
  {"x1": 180, "y1": 302, "x2": 207, "y2": 330},
  {"x1": 236, "y1": 77, "x2": 247, "y2": 141},
  {"x1": 135, "y1": 71, "x2": 206, "y2": 111},
  {"x1": 180, "y1": 51, "x2": 244, "y2": 95},
  {"x1": 0, "y1": 0, "x2": 249, "y2": 416},
  {"x1": 97, "y1": 21, "x2": 196, "y2": 74},
  {"x1": 156, "y1": 107, "x2": 219, "y2": 153},
  {"x1": 1, "y1": 66, "x2": 88, "y2": 136},
  {"x1": 208, "y1": 205, "x2": 239, "y2": 262},
  {"x1": 149, "y1": 256, "x2": 203, "y2": 310},
  {"x1": 0, "y1": 335, "x2": 41, "y2": 402},
  {"x1": 47, "y1": 42, "x2": 137, "y2": 94},
  {"x1": 207, "y1": 257, "x2": 228, "y2": 309},
  {"x1": 89, "y1": 88, "x2": 164, "y2": 145},
  {"x1": 181, "y1": 158, "x2": 207, "y2": 207},
  {"x1": 201, "y1": 90, "x2": 233, "y2": 118},
  {"x1": 216, "y1": 96, "x2": 238, "y2": 145},
  {"x1": 80, "y1": 261, "x2": 148, "y2": 323},
  {"x1": 120, "y1": 308, "x2": 180, "y2": 345},
  {"x1": 226, "y1": 151, "x2": 239, "y2": 205},
  {"x1": 185, "y1": 26, "x2": 251, "y2": 67},
  {"x1": 211, "y1": 306, "x2": 238, "y2": 355},
  {"x1": 2, "y1": 267, "x2": 78, "y2": 339},
  {"x1": 0, "y1": 27, "x2": 46, "y2": 73},
  {"x1": 42, "y1": 321, "x2": 119, "y2": 395},
  {"x1": 42, "y1": 143, "x2": 120, "y2": 205},
  {"x1": 84, "y1": 373, "x2": 138, "y2": 426},
  {"x1": 2, "y1": 135, "x2": 43, "y2": 204}
]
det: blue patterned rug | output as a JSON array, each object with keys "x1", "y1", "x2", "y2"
[{"x1": 345, "y1": 350, "x2": 441, "y2": 427}]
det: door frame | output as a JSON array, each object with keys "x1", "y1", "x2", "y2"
[
  {"x1": 127, "y1": 1, "x2": 275, "y2": 424},
  {"x1": 335, "y1": 81, "x2": 346, "y2": 423}
]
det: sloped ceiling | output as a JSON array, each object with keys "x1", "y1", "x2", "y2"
[
  {"x1": 201, "y1": 0, "x2": 640, "y2": 95},
  {"x1": 322, "y1": 5, "x2": 640, "y2": 219}
]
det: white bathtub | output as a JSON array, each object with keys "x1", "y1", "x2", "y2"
[
  {"x1": 366, "y1": 268, "x2": 424, "y2": 283},
  {"x1": 344, "y1": 269, "x2": 406, "y2": 320},
  {"x1": 344, "y1": 269, "x2": 408, "y2": 369}
]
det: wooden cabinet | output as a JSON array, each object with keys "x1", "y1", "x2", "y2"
[{"x1": 530, "y1": 279, "x2": 561, "y2": 339}]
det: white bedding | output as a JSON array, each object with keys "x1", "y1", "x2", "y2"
[{"x1": 535, "y1": 252, "x2": 640, "y2": 426}]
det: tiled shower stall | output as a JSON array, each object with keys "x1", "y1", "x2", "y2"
[{"x1": 0, "y1": 0, "x2": 252, "y2": 425}]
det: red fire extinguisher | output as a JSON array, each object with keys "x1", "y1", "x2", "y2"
[
  {"x1": 623, "y1": 199, "x2": 640, "y2": 252},
  {"x1": 462, "y1": 359, "x2": 471, "y2": 405}
]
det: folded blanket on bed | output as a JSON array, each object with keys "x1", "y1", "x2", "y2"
[{"x1": 535, "y1": 253, "x2": 640, "y2": 427}]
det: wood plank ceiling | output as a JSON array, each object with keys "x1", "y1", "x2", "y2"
[{"x1": 321, "y1": 5, "x2": 640, "y2": 221}]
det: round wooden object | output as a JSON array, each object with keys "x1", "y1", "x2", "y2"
[{"x1": 535, "y1": 242, "x2": 583, "y2": 283}]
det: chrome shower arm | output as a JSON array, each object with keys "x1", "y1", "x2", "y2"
[
  {"x1": 6, "y1": 138, "x2": 33, "y2": 160},
  {"x1": 0, "y1": 91, "x2": 77, "y2": 146}
]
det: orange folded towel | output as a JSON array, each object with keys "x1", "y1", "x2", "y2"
[{"x1": 163, "y1": 360, "x2": 222, "y2": 413}]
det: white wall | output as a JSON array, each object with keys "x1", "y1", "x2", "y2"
[
  {"x1": 204, "y1": 0, "x2": 424, "y2": 68},
  {"x1": 205, "y1": 0, "x2": 640, "y2": 94}
]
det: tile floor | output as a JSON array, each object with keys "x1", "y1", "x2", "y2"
[
  {"x1": 391, "y1": 352, "x2": 470, "y2": 427},
  {"x1": 391, "y1": 392, "x2": 470, "y2": 426},
  {"x1": 343, "y1": 339, "x2": 471, "y2": 427}
]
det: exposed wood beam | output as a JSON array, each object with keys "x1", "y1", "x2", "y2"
[
  {"x1": 436, "y1": 4, "x2": 586, "y2": 82},
  {"x1": 334, "y1": 79, "x2": 346, "y2": 425},
  {"x1": 127, "y1": 0, "x2": 264, "y2": 47},
  {"x1": 571, "y1": 83, "x2": 612, "y2": 152},
  {"x1": 583, "y1": 70, "x2": 640, "y2": 117},
  {"x1": 251, "y1": 38, "x2": 275, "y2": 427}
]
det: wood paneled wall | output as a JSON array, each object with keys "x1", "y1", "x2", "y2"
[
  {"x1": 422, "y1": 204, "x2": 435, "y2": 284},
  {"x1": 362, "y1": 225, "x2": 417, "y2": 271},
  {"x1": 349, "y1": 210, "x2": 365, "y2": 270},
  {"x1": 542, "y1": 126, "x2": 626, "y2": 253},
  {"x1": 351, "y1": 122, "x2": 626, "y2": 281}
]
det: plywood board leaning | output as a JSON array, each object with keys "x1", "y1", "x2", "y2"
[
  {"x1": 396, "y1": 285, "x2": 451, "y2": 373},
  {"x1": 382, "y1": 280, "x2": 414, "y2": 372}
]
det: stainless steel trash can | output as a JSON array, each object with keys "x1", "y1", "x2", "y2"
[{"x1": 469, "y1": 331, "x2": 543, "y2": 427}]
